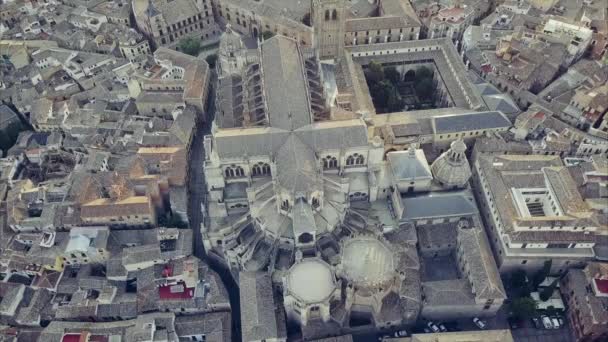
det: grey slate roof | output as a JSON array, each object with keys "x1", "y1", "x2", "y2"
[
  {"x1": 388, "y1": 149, "x2": 432, "y2": 181},
  {"x1": 432, "y1": 111, "x2": 512, "y2": 134},
  {"x1": 458, "y1": 227, "x2": 507, "y2": 301},
  {"x1": 401, "y1": 191, "x2": 478, "y2": 220},
  {"x1": 261, "y1": 36, "x2": 312, "y2": 131},
  {"x1": 239, "y1": 272, "x2": 283, "y2": 342}
]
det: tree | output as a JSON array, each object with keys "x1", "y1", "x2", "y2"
[
  {"x1": 540, "y1": 278, "x2": 559, "y2": 301},
  {"x1": 508, "y1": 269, "x2": 531, "y2": 298},
  {"x1": 205, "y1": 54, "x2": 218, "y2": 68},
  {"x1": 158, "y1": 213, "x2": 188, "y2": 228},
  {"x1": 384, "y1": 66, "x2": 401, "y2": 85},
  {"x1": 262, "y1": 31, "x2": 275, "y2": 40},
  {"x1": 533, "y1": 259, "x2": 552, "y2": 288},
  {"x1": 416, "y1": 66, "x2": 433, "y2": 80},
  {"x1": 510, "y1": 297, "x2": 538, "y2": 320},
  {"x1": 0, "y1": 121, "x2": 24, "y2": 156},
  {"x1": 415, "y1": 78, "x2": 434, "y2": 100},
  {"x1": 365, "y1": 61, "x2": 385, "y2": 85},
  {"x1": 178, "y1": 37, "x2": 202, "y2": 56}
]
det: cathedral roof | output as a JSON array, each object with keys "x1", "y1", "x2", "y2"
[
  {"x1": 261, "y1": 36, "x2": 312, "y2": 131},
  {"x1": 275, "y1": 134, "x2": 318, "y2": 193},
  {"x1": 387, "y1": 148, "x2": 432, "y2": 181}
]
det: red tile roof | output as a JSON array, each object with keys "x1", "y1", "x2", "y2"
[
  {"x1": 594, "y1": 278, "x2": 608, "y2": 295},
  {"x1": 61, "y1": 334, "x2": 82, "y2": 342},
  {"x1": 158, "y1": 282, "x2": 194, "y2": 300}
]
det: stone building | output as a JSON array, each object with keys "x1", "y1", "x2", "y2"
[
  {"x1": 129, "y1": 47, "x2": 210, "y2": 117},
  {"x1": 213, "y1": 0, "x2": 422, "y2": 60},
  {"x1": 132, "y1": 0, "x2": 220, "y2": 49},
  {"x1": 202, "y1": 33, "x2": 506, "y2": 338},
  {"x1": 560, "y1": 262, "x2": 608, "y2": 342},
  {"x1": 472, "y1": 153, "x2": 607, "y2": 274}
]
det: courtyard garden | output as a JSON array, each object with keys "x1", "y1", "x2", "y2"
[{"x1": 364, "y1": 61, "x2": 438, "y2": 113}]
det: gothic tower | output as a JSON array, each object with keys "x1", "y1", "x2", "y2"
[{"x1": 312, "y1": 0, "x2": 346, "y2": 60}]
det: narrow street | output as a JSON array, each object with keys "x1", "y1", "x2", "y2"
[{"x1": 187, "y1": 73, "x2": 242, "y2": 342}]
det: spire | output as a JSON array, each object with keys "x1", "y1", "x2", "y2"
[{"x1": 145, "y1": 0, "x2": 160, "y2": 18}]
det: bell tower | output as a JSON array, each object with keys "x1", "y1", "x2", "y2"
[{"x1": 312, "y1": 0, "x2": 346, "y2": 60}]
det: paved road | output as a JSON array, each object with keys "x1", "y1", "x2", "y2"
[{"x1": 187, "y1": 72, "x2": 243, "y2": 342}]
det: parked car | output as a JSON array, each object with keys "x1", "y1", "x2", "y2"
[
  {"x1": 438, "y1": 323, "x2": 448, "y2": 332},
  {"x1": 551, "y1": 317, "x2": 561, "y2": 329},
  {"x1": 443, "y1": 321, "x2": 460, "y2": 332},
  {"x1": 508, "y1": 317, "x2": 523, "y2": 329},
  {"x1": 531, "y1": 317, "x2": 542, "y2": 329},
  {"x1": 557, "y1": 316, "x2": 565, "y2": 326},
  {"x1": 423, "y1": 328, "x2": 431, "y2": 333},
  {"x1": 393, "y1": 330, "x2": 408, "y2": 337},
  {"x1": 472, "y1": 317, "x2": 486, "y2": 329},
  {"x1": 541, "y1": 315, "x2": 553, "y2": 329},
  {"x1": 427, "y1": 322, "x2": 440, "y2": 333}
]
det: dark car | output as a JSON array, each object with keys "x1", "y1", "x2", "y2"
[{"x1": 508, "y1": 317, "x2": 523, "y2": 330}]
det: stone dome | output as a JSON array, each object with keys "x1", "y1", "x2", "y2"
[
  {"x1": 340, "y1": 236, "x2": 395, "y2": 289},
  {"x1": 430, "y1": 139, "x2": 472, "y2": 188},
  {"x1": 285, "y1": 258, "x2": 336, "y2": 304}
]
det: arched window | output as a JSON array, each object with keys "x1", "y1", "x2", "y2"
[
  {"x1": 346, "y1": 153, "x2": 365, "y2": 166},
  {"x1": 281, "y1": 199, "x2": 290, "y2": 210},
  {"x1": 325, "y1": 10, "x2": 330, "y2": 21},
  {"x1": 355, "y1": 154, "x2": 365, "y2": 165},
  {"x1": 224, "y1": 167, "x2": 235, "y2": 178},
  {"x1": 252, "y1": 162, "x2": 271, "y2": 177},
  {"x1": 332, "y1": 9, "x2": 337, "y2": 20},
  {"x1": 298, "y1": 232, "x2": 314, "y2": 244},
  {"x1": 252, "y1": 164, "x2": 262, "y2": 176},
  {"x1": 235, "y1": 166, "x2": 244, "y2": 177},
  {"x1": 349, "y1": 192, "x2": 368, "y2": 202},
  {"x1": 346, "y1": 155, "x2": 355, "y2": 166},
  {"x1": 322, "y1": 156, "x2": 338, "y2": 169}
]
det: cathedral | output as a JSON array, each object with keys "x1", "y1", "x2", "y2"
[{"x1": 202, "y1": 26, "x2": 505, "y2": 337}]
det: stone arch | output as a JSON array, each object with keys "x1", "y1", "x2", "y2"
[{"x1": 404, "y1": 69, "x2": 416, "y2": 82}]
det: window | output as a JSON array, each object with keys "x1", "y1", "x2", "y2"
[
  {"x1": 521, "y1": 260, "x2": 527, "y2": 264},
  {"x1": 325, "y1": 10, "x2": 330, "y2": 20},
  {"x1": 252, "y1": 162, "x2": 271, "y2": 177},
  {"x1": 346, "y1": 153, "x2": 365, "y2": 166},
  {"x1": 224, "y1": 167, "x2": 235, "y2": 178},
  {"x1": 332, "y1": 9, "x2": 337, "y2": 20},
  {"x1": 322, "y1": 156, "x2": 338, "y2": 169},
  {"x1": 281, "y1": 199, "x2": 290, "y2": 210}
]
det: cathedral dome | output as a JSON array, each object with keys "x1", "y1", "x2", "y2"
[
  {"x1": 285, "y1": 259, "x2": 337, "y2": 304},
  {"x1": 340, "y1": 236, "x2": 395, "y2": 290},
  {"x1": 430, "y1": 139, "x2": 472, "y2": 189}
]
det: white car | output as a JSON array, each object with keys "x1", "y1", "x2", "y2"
[
  {"x1": 541, "y1": 315, "x2": 553, "y2": 329},
  {"x1": 438, "y1": 323, "x2": 447, "y2": 332},
  {"x1": 427, "y1": 322, "x2": 440, "y2": 333},
  {"x1": 472, "y1": 317, "x2": 486, "y2": 329},
  {"x1": 393, "y1": 330, "x2": 408, "y2": 337},
  {"x1": 551, "y1": 317, "x2": 560, "y2": 329}
]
